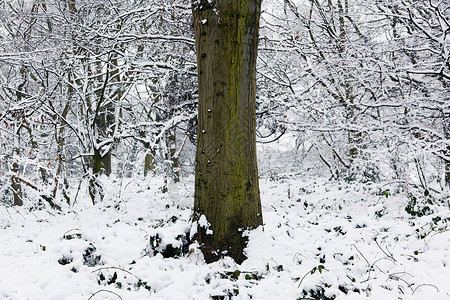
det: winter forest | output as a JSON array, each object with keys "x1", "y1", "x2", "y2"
[{"x1": 0, "y1": 0, "x2": 449, "y2": 299}]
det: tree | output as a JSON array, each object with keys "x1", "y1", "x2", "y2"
[
  {"x1": 191, "y1": 0, "x2": 263, "y2": 263},
  {"x1": 0, "y1": 0, "x2": 197, "y2": 207},
  {"x1": 256, "y1": 0, "x2": 449, "y2": 191},
  {"x1": 258, "y1": 0, "x2": 382, "y2": 179},
  {"x1": 371, "y1": 0, "x2": 450, "y2": 190}
]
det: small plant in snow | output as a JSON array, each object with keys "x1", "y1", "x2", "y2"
[
  {"x1": 62, "y1": 229, "x2": 82, "y2": 240},
  {"x1": 405, "y1": 192, "x2": 433, "y2": 217},
  {"x1": 297, "y1": 264, "x2": 326, "y2": 289},
  {"x1": 83, "y1": 243, "x2": 102, "y2": 267},
  {"x1": 93, "y1": 266, "x2": 151, "y2": 292}
]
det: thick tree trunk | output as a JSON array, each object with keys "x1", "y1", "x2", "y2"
[{"x1": 192, "y1": 0, "x2": 263, "y2": 264}]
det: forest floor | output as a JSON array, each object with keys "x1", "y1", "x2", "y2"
[{"x1": 1, "y1": 175, "x2": 449, "y2": 300}]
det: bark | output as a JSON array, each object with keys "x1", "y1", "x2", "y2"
[
  {"x1": 443, "y1": 112, "x2": 450, "y2": 188},
  {"x1": 91, "y1": 60, "x2": 114, "y2": 177},
  {"x1": 166, "y1": 129, "x2": 180, "y2": 183},
  {"x1": 445, "y1": 155, "x2": 450, "y2": 188},
  {"x1": 11, "y1": 161, "x2": 23, "y2": 206},
  {"x1": 192, "y1": 0, "x2": 263, "y2": 264},
  {"x1": 52, "y1": 100, "x2": 71, "y2": 205},
  {"x1": 144, "y1": 148, "x2": 157, "y2": 177}
]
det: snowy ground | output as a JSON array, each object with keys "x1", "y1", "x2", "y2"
[{"x1": 1, "y1": 175, "x2": 449, "y2": 300}]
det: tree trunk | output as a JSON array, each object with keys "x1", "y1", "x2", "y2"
[
  {"x1": 144, "y1": 148, "x2": 157, "y2": 177},
  {"x1": 166, "y1": 129, "x2": 180, "y2": 183},
  {"x1": 192, "y1": 0, "x2": 263, "y2": 264},
  {"x1": 11, "y1": 161, "x2": 23, "y2": 206},
  {"x1": 443, "y1": 112, "x2": 450, "y2": 188},
  {"x1": 92, "y1": 59, "x2": 114, "y2": 177}
]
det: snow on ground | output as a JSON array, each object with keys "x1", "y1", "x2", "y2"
[{"x1": 0, "y1": 175, "x2": 449, "y2": 300}]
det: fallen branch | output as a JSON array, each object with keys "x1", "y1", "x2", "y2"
[{"x1": 11, "y1": 175, "x2": 61, "y2": 210}]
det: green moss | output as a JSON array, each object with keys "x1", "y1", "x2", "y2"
[
  {"x1": 223, "y1": 2, "x2": 252, "y2": 217},
  {"x1": 192, "y1": 0, "x2": 262, "y2": 263}
]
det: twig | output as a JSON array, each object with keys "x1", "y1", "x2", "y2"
[
  {"x1": 374, "y1": 238, "x2": 396, "y2": 262},
  {"x1": 297, "y1": 269, "x2": 312, "y2": 289},
  {"x1": 3, "y1": 206, "x2": 13, "y2": 219},
  {"x1": 87, "y1": 289, "x2": 123, "y2": 300},
  {"x1": 174, "y1": 135, "x2": 188, "y2": 159},
  {"x1": 73, "y1": 173, "x2": 89, "y2": 206},
  {"x1": 372, "y1": 257, "x2": 396, "y2": 274},
  {"x1": 297, "y1": 265, "x2": 326, "y2": 288},
  {"x1": 5, "y1": 204, "x2": 25, "y2": 220},
  {"x1": 293, "y1": 252, "x2": 307, "y2": 263},
  {"x1": 351, "y1": 243, "x2": 375, "y2": 283},
  {"x1": 387, "y1": 273, "x2": 414, "y2": 293},
  {"x1": 91, "y1": 266, "x2": 138, "y2": 278},
  {"x1": 62, "y1": 228, "x2": 81, "y2": 237},
  {"x1": 412, "y1": 283, "x2": 440, "y2": 295},
  {"x1": 351, "y1": 244, "x2": 371, "y2": 268}
]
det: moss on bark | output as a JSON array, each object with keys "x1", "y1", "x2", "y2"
[{"x1": 192, "y1": 0, "x2": 263, "y2": 263}]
